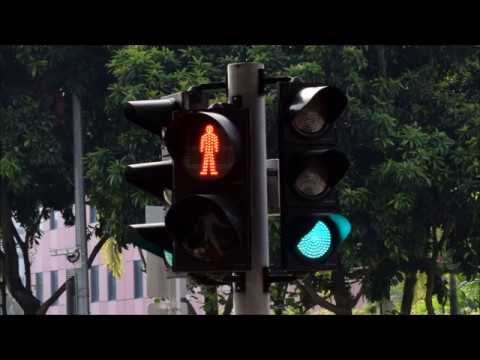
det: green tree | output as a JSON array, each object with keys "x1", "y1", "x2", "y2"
[
  {"x1": 247, "y1": 45, "x2": 479, "y2": 315},
  {"x1": 0, "y1": 45, "x2": 115, "y2": 314}
]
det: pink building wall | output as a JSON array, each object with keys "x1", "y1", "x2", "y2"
[{"x1": 30, "y1": 206, "x2": 153, "y2": 315}]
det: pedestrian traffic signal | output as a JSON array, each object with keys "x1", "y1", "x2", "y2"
[
  {"x1": 278, "y1": 80, "x2": 351, "y2": 271},
  {"x1": 124, "y1": 92, "x2": 200, "y2": 270},
  {"x1": 164, "y1": 105, "x2": 251, "y2": 272},
  {"x1": 124, "y1": 91, "x2": 201, "y2": 135},
  {"x1": 125, "y1": 159, "x2": 174, "y2": 269},
  {"x1": 124, "y1": 88, "x2": 251, "y2": 274},
  {"x1": 124, "y1": 90, "x2": 211, "y2": 270},
  {"x1": 128, "y1": 222, "x2": 173, "y2": 268}
]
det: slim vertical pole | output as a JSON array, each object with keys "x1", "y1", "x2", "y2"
[
  {"x1": 66, "y1": 274, "x2": 76, "y2": 315},
  {"x1": 0, "y1": 279, "x2": 6, "y2": 315},
  {"x1": 449, "y1": 272, "x2": 458, "y2": 315},
  {"x1": 175, "y1": 278, "x2": 187, "y2": 315},
  {"x1": 73, "y1": 94, "x2": 90, "y2": 315},
  {"x1": 228, "y1": 63, "x2": 270, "y2": 314}
]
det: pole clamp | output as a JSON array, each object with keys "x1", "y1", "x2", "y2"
[
  {"x1": 232, "y1": 272, "x2": 246, "y2": 293},
  {"x1": 262, "y1": 267, "x2": 298, "y2": 293}
]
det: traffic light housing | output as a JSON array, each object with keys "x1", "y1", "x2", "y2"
[
  {"x1": 165, "y1": 105, "x2": 251, "y2": 272},
  {"x1": 125, "y1": 160, "x2": 174, "y2": 268},
  {"x1": 124, "y1": 91, "x2": 207, "y2": 269},
  {"x1": 124, "y1": 91, "x2": 204, "y2": 135},
  {"x1": 125, "y1": 91, "x2": 251, "y2": 273},
  {"x1": 278, "y1": 80, "x2": 351, "y2": 271}
]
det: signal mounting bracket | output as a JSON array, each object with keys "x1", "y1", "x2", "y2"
[
  {"x1": 232, "y1": 272, "x2": 246, "y2": 293},
  {"x1": 259, "y1": 75, "x2": 292, "y2": 95},
  {"x1": 188, "y1": 76, "x2": 292, "y2": 100},
  {"x1": 262, "y1": 267, "x2": 298, "y2": 293}
]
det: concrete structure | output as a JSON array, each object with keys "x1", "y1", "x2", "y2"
[{"x1": 30, "y1": 206, "x2": 152, "y2": 315}]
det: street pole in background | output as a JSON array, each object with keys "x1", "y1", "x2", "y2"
[
  {"x1": 228, "y1": 63, "x2": 270, "y2": 314},
  {"x1": 73, "y1": 94, "x2": 90, "y2": 315},
  {"x1": 145, "y1": 206, "x2": 187, "y2": 315},
  {"x1": 66, "y1": 272, "x2": 76, "y2": 315}
]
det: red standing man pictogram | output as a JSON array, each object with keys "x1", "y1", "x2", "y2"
[{"x1": 199, "y1": 124, "x2": 219, "y2": 176}]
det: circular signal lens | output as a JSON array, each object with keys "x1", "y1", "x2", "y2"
[
  {"x1": 294, "y1": 162, "x2": 328, "y2": 197},
  {"x1": 292, "y1": 110, "x2": 326, "y2": 136},
  {"x1": 166, "y1": 195, "x2": 242, "y2": 266},
  {"x1": 181, "y1": 203, "x2": 236, "y2": 262},
  {"x1": 182, "y1": 121, "x2": 236, "y2": 180},
  {"x1": 297, "y1": 220, "x2": 332, "y2": 259}
]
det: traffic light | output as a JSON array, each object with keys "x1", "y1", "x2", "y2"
[
  {"x1": 124, "y1": 91, "x2": 206, "y2": 269},
  {"x1": 124, "y1": 91, "x2": 201, "y2": 135},
  {"x1": 125, "y1": 90, "x2": 251, "y2": 273},
  {"x1": 125, "y1": 160, "x2": 174, "y2": 268},
  {"x1": 164, "y1": 105, "x2": 251, "y2": 272},
  {"x1": 278, "y1": 79, "x2": 351, "y2": 271}
]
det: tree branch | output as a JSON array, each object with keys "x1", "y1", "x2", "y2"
[
  {"x1": 351, "y1": 285, "x2": 364, "y2": 307},
  {"x1": 8, "y1": 217, "x2": 31, "y2": 290},
  {"x1": 36, "y1": 237, "x2": 108, "y2": 315},
  {"x1": 376, "y1": 45, "x2": 387, "y2": 77},
  {"x1": 0, "y1": 269, "x2": 7, "y2": 315},
  {"x1": 185, "y1": 297, "x2": 198, "y2": 315},
  {"x1": 87, "y1": 237, "x2": 108, "y2": 268},
  {"x1": 425, "y1": 267, "x2": 436, "y2": 315},
  {"x1": 0, "y1": 248, "x2": 6, "y2": 314},
  {"x1": 222, "y1": 289, "x2": 234, "y2": 315},
  {"x1": 272, "y1": 282, "x2": 289, "y2": 315},
  {"x1": 438, "y1": 222, "x2": 454, "y2": 254},
  {"x1": 9, "y1": 219, "x2": 25, "y2": 247},
  {"x1": 295, "y1": 280, "x2": 340, "y2": 314},
  {"x1": 138, "y1": 248, "x2": 147, "y2": 272},
  {"x1": 0, "y1": 182, "x2": 40, "y2": 314},
  {"x1": 36, "y1": 281, "x2": 67, "y2": 314}
]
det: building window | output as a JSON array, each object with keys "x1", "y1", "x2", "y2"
[
  {"x1": 133, "y1": 260, "x2": 144, "y2": 299},
  {"x1": 89, "y1": 207, "x2": 97, "y2": 224},
  {"x1": 49, "y1": 214, "x2": 57, "y2": 230},
  {"x1": 107, "y1": 270, "x2": 116, "y2": 301},
  {"x1": 50, "y1": 271, "x2": 59, "y2": 305},
  {"x1": 35, "y1": 273, "x2": 43, "y2": 302},
  {"x1": 90, "y1": 266, "x2": 99, "y2": 303}
]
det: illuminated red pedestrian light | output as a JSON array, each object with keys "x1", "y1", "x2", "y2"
[
  {"x1": 164, "y1": 106, "x2": 251, "y2": 272},
  {"x1": 166, "y1": 111, "x2": 241, "y2": 181},
  {"x1": 199, "y1": 124, "x2": 220, "y2": 177}
]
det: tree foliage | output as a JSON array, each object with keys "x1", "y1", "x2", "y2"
[
  {"x1": 85, "y1": 45, "x2": 480, "y2": 314},
  {"x1": 0, "y1": 45, "x2": 115, "y2": 314}
]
